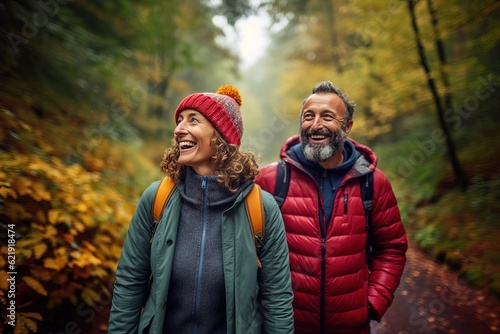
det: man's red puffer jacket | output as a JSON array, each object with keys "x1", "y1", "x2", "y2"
[{"x1": 255, "y1": 136, "x2": 407, "y2": 334}]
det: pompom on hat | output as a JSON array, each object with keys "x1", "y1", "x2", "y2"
[{"x1": 175, "y1": 85, "x2": 244, "y2": 146}]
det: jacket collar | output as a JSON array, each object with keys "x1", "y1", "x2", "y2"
[{"x1": 177, "y1": 167, "x2": 240, "y2": 207}]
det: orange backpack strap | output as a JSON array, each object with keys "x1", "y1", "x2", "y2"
[
  {"x1": 151, "y1": 176, "x2": 176, "y2": 243},
  {"x1": 245, "y1": 184, "x2": 265, "y2": 268}
]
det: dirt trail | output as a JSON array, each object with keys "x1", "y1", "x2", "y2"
[{"x1": 371, "y1": 241, "x2": 500, "y2": 334}]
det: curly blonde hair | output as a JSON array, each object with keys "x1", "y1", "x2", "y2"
[{"x1": 160, "y1": 131, "x2": 260, "y2": 192}]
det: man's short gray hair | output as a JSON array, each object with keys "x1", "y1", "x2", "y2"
[{"x1": 303, "y1": 81, "x2": 356, "y2": 122}]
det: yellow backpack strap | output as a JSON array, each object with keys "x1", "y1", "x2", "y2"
[
  {"x1": 151, "y1": 176, "x2": 176, "y2": 243},
  {"x1": 245, "y1": 184, "x2": 265, "y2": 268}
]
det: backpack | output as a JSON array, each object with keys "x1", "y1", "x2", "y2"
[
  {"x1": 150, "y1": 176, "x2": 265, "y2": 268},
  {"x1": 273, "y1": 160, "x2": 374, "y2": 268}
]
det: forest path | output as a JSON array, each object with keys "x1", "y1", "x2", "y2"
[{"x1": 371, "y1": 240, "x2": 500, "y2": 334}]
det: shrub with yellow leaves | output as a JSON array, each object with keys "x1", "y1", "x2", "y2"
[{"x1": 0, "y1": 106, "x2": 159, "y2": 333}]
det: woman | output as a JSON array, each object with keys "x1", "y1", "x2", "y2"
[{"x1": 108, "y1": 85, "x2": 294, "y2": 334}]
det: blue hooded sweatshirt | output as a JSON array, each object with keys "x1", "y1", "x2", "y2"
[{"x1": 289, "y1": 140, "x2": 359, "y2": 223}]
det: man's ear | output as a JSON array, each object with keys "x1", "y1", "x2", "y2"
[{"x1": 345, "y1": 120, "x2": 354, "y2": 135}]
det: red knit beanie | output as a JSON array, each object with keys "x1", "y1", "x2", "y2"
[{"x1": 175, "y1": 85, "x2": 243, "y2": 146}]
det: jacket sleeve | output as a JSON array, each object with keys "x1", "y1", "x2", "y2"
[
  {"x1": 368, "y1": 170, "x2": 408, "y2": 321},
  {"x1": 108, "y1": 181, "x2": 159, "y2": 333},
  {"x1": 257, "y1": 191, "x2": 294, "y2": 333}
]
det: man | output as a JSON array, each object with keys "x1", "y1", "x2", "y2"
[{"x1": 255, "y1": 81, "x2": 407, "y2": 334}]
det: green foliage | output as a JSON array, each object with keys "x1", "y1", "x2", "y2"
[
  {"x1": 406, "y1": 169, "x2": 500, "y2": 295},
  {"x1": 459, "y1": 265, "x2": 490, "y2": 288},
  {"x1": 374, "y1": 135, "x2": 445, "y2": 207},
  {"x1": 217, "y1": 0, "x2": 253, "y2": 25},
  {"x1": 466, "y1": 175, "x2": 500, "y2": 227},
  {"x1": 414, "y1": 225, "x2": 442, "y2": 251},
  {"x1": 490, "y1": 274, "x2": 500, "y2": 299}
]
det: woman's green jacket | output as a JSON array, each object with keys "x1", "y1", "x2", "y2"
[{"x1": 108, "y1": 180, "x2": 294, "y2": 333}]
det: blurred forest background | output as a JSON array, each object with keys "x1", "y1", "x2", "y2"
[{"x1": 0, "y1": 0, "x2": 499, "y2": 332}]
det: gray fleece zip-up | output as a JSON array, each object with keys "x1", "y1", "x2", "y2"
[
  {"x1": 163, "y1": 168, "x2": 246, "y2": 334},
  {"x1": 109, "y1": 167, "x2": 294, "y2": 334}
]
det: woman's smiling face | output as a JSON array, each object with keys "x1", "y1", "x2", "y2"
[{"x1": 174, "y1": 109, "x2": 216, "y2": 175}]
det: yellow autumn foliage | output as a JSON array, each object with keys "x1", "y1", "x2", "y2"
[
  {"x1": 33, "y1": 243, "x2": 48, "y2": 260},
  {"x1": 0, "y1": 270, "x2": 9, "y2": 291},
  {"x1": 21, "y1": 277, "x2": 48, "y2": 296},
  {"x1": 44, "y1": 256, "x2": 68, "y2": 271},
  {"x1": 0, "y1": 110, "x2": 153, "y2": 332},
  {"x1": 71, "y1": 252, "x2": 103, "y2": 268}
]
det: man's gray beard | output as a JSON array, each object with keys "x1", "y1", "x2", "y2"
[{"x1": 301, "y1": 130, "x2": 347, "y2": 163}]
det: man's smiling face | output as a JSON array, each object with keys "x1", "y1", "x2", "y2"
[{"x1": 300, "y1": 93, "x2": 353, "y2": 165}]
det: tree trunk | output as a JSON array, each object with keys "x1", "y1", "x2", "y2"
[
  {"x1": 407, "y1": 0, "x2": 468, "y2": 191},
  {"x1": 427, "y1": 0, "x2": 468, "y2": 191},
  {"x1": 148, "y1": 52, "x2": 171, "y2": 120},
  {"x1": 324, "y1": 0, "x2": 342, "y2": 73}
]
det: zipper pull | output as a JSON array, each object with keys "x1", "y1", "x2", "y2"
[
  {"x1": 201, "y1": 176, "x2": 207, "y2": 189},
  {"x1": 344, "y1": 194, "x2": 348, "y2": 214}
]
